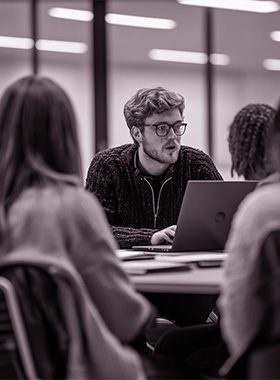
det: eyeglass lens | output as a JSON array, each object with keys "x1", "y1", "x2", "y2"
[{"x1": 156, "y1": 123, "x2": 186, "y2": 136}]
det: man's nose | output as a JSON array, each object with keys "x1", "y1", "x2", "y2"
[{"x1": 167, "y1": 127, "x2": 177, "y2": 138}]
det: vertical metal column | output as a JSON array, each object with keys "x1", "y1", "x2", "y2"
[
  {"x1": 93, "y1": 0, "x2": 108, "y2": 153},
  {"x1": 31, "y1": 0, "x2": 38, "y2": 74},
  {"x1": 205, "y1": 8, "x2": 213, "y2": 158}
]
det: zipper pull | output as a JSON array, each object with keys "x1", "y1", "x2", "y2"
[{"x1": 154, "y1": 214, "x2": 157, "y2": 229}]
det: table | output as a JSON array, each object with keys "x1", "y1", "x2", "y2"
[{"x1": 130, "y1": 265, "x2": 224, "y2": 295}]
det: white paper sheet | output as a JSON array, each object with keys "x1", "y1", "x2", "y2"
[{"x1": 155, "y1": 253, "x2": 228, "y2": 263}]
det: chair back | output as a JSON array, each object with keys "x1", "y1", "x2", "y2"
[
  {"x1": 0, "y1": 253, "x2": 146, "y2": 380},
  {"x1": 0, "y1": 276, "x2": 38, "y2": 379}
]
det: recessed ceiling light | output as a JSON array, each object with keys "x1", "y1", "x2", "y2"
[
  {"x1": 270, "y1": 31, "x2": 280, "y2": 41},
  {"x1": 36, "y1": 39, "x2": 88, "y2": 54},
  {"x1": 149, "y1": 49, "x2": 230, "y2": 66},
  {"x1": 263, "y1": 59, "x2": 280, "y2": 71},
  {"x1": 177, "y1": 0, "x2": 279, "y2": 13},
  {"x1": 48, "y1": 7, "x2": 176, "y2": 30},
  {"x1": 0, "y1": 36, "x2": 33, "y2": 49}
]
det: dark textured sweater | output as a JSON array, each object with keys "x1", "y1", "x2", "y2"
[{"x1": 85, "y1": 144, "x2": 223, "y2": 248}]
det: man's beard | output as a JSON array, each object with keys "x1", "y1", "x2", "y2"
[{"x1": 143, "y1": 143, "x2": 179, "y2": 164}]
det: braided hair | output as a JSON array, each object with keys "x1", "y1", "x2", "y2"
[{"x1": 228, "y1": 104, "x2": 276, "y2": 180}]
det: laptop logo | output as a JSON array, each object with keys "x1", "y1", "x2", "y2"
[{"x1": 215, "y1": 211, "x2": 226, "y2": 223}]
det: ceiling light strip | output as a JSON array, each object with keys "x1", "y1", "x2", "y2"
[
  {"x1": 105, "y1": 13, "x2": 176, "y2": 29},
  {"x1": 0, "y1": 36, "x2": 88, "y2": 54},
  {"x1": 48, "y1": 7, "x2": 93, "y2": 21},
  {"x1": 149, "y1": 49, "x2": 230, "y2": 66},
  {"x1": 48, "y1": 7, "x2": 176, "y2": 29},
  {"x1": 36, "y1": 39, "x2": 88, "y2": 54},
  {"x1": 177, "y1": 0, "x2": 279, "y2": 13},
  {"x1": 270, "y1": 31, "x2": 280, "y2": 41},
  {"x1": 263, "y1": 59, "x2": 280, "y2": 71},
  {"x1": 0, "y1": 36, "x2": 34, "y2": 49}
]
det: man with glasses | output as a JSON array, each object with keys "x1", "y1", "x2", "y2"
[
  {"x1": 85, "y1": 88, "x2": 225, "y2": 370},
  {"x1": 86, "y1": 87, "x2": 222, "y2": 250}
]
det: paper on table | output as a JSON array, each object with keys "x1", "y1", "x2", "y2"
[
  {"x1": 155, "y1": 253, "x2": 228, "y2": 263},
  {"x1": 121, "y1": 259, "x2": 190, "y2": 275}
]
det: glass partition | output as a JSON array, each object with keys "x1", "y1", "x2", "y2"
[
  {"x1": 1, "y1": 1, "x2": 279, "y2": 180},
  {"x1": 38, "y1": 0, "x2": 93, "y2": 178},
  {"x1": 214, "y1": 8, "x2": 280, "y2": 179},
  {"x1": 0, "y1": 1, "x2": 31, "y2": 95},
  {"x1": 107, "y1": 1, "x2": 208, "y2": 155}
]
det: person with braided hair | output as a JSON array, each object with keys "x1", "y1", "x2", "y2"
[
  {"x1": 219, "y1": 103, "x2": 280, "y2": 377},
  {"x1": 228, "y1": 103, "x2": 276, "y2": 180}
]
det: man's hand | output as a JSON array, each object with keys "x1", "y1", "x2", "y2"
[{"x1": 151, "y1": 225, "x2": 177, "y2": 245}]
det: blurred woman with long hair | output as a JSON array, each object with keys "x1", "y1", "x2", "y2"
[{"x1": 0, "y1": 75, "x2": 158, "y2": 378}]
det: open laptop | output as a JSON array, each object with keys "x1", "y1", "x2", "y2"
[{"x1": 133, "y1": 180, "x2": 258, "y2": 252}]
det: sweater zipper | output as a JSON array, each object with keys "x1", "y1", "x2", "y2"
[{"x1": 143, "y1": 177, "x2": 172, "y2": 229}]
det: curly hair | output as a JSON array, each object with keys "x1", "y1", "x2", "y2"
[
  {"x1": 228, "y1": 104, "x2": 276, "y2": 180},
  {"x1": 270, "y1": 102, "x2": 280, "y2": 173},
  {"x1": 123, "y1": 87, "x2": 185, "y2": 144}
]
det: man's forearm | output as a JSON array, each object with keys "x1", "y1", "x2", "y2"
[{"x1": 112, "y1": 226, "x2": 157, "y2": 249}]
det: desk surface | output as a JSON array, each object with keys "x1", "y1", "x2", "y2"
[{"x1": 130, "y1": 265, "x2": 224, "y2": 295}]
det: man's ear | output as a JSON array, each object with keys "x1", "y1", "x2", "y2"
[{"x1": 131, "y1": 126, "x2": 143, "y2": 143}]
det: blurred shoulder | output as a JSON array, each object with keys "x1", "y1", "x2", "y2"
[
  {"x1": 236, "y1": 182, "x2": 280, "y2": 219},
  {"x1": 16, "y1": 184, "x2": 103, "y2": 215},
  {"x1": 57, "y1": 185, "x2": 105, "y2": 214},
  {"x1": 229, "y1": 182, "x2": 280, "y2": 241}
]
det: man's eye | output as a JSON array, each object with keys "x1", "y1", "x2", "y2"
[{"x1": 157, "y1": 124, "x2": 168, "y2": 131}]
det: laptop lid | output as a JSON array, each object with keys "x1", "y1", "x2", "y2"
[
  {"x1": 171, "y1": 180, "x2": 258, "y2": 251},
  {"x1": 133, "y1": 180, "x2": 257, "y2": 252}
]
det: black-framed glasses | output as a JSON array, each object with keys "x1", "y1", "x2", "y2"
[{"x1": 143, "y1": 121, "x2": 187, "y2": 137}]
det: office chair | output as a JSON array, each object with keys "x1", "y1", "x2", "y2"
[
  {"x1": 0, "y1": 266, "x2": 70, "y2": 379},
  {"x1": 0, "y1": 276, "x2": 38, "y2": 379}
]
